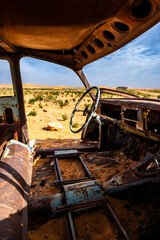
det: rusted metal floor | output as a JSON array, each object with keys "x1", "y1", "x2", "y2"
[
  {"x1": 35, "y1": 139, "x2": 99, "y2": 151},
  {"x1": 28, "y1": 139, "x2": 160, "y2": 240}
]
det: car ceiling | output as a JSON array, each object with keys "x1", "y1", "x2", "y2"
[{"x1": 0, "y1": 0, "x2": 160, "y2": 70}]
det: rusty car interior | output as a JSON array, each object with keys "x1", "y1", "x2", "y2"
[{"x1": 0, "y1": 0, "x2": 160, "y2": 239}]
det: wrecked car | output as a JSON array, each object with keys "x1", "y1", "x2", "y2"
[{"x1": 0, "y1": 0, "x2": 160, "y2": 239}]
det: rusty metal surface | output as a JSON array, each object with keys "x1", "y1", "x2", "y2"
[
  {"x1": 28, "y1": 194, "x2": 59, "y2": 215},
  {"x1": 51, "y1": 150, "x2": 94, "y2": 187},
  {"x1": 51, "y1": 198, "x2": 130, "y2": 240},
  {"x1": 0, "y1": 96, "x2": 18, "y2": 105},
  {"x1": 54, "y1": 150, "x2": 83, "y2": 158},
  {"x1": 99, "y1": 104, "x2": 160, "y2": 142},
  {"x1": 76, "y1": 70, "x2": 91, "y2": 90},
  {"x1": 0, "y1": 140, "x2": 7, "y2": 156},
  {"x1": 79, "y1": 156, "x2": 93, "y2": 178},
  {"x1": 10, "y1": 57, "x2": 29, "y2": 144},
  {"x1": 28, "y1": 192, "x2": 130, "y2": 240},
  {"x1": 74, "y1": 0, "x2": 160, "y2": 69},
  {"x1": 104, "y1": 157, "x2": 160, "y2": 195},
  {"x1": 64, "y1": 180, "x2": 104, "y2": 205},
  {"x1": 85, "y1": 152, "x2": 120, "y2": 167},
  {"x1": 0, "y1": 128, "x2": 10, "y2": 144},
  {"x1": 65, "y1": 212, "x2": 77, "y2": 240},
  {"x1": 52, "y1": 196, "x2": 108, "y2": 214},
  {"x1": 104, "y1": 203, "x2": 130, "y2": 240},
  {"x1": 0, "y1": 58, "x2": 28, "y2": 144},
  {"x1": 0, "y1": 1, "x2": 127, "y2": 50},
  {"x1": 100, "y1": 98, "x2": 160, "y2": 110},
  {"x1": 35, "y1": 146, "x2": 98, "y2": 157},
  {"x1": 0, "y1": 95, "x2": 20, "y2": 144},
  {"x1": 100, "y1": 87, "x2": 139, "y2": 98},
  {"x1": 52, "y1": 177, "x2": 94, "y2": 186},
  {"x1": 120, "y1": 124, "x2": 160, "y2": 142},
  {"x1": 114, "y1": 169, "x2": 138, "y2": 185},
  {"x1": 0, "y1": 1, "x2": 159, "y2": 70},
  {"x1": 29, "y1": 147, "x2": 132, "y2": 239},
  {"x1": 54, "y1": 157, "x2": 63, "y2": 181},
  {"x1": 30, "y1": 142, "x2": 159, "y2": 239},
  {"x1": 0, "y1": 140, "x2": 33, "y2": 240},
  {"x1": 0, "y1": 35, "x2": 16, "y2": 52}
]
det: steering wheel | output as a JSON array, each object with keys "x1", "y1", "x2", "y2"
[{"x1": 70, "y1": 86, "x2": 100, "y2": 133}]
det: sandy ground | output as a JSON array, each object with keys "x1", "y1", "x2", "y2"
[
  {"x1": 28, "y1": 209, "x2": 116, "y2": 240},
  {"x1": 21, "y1": 87, "x2": 94, "y2": 140},
  {"x1": 26, "y1": 101, "x2": 82, "y2": 140},
  {"x1": 0, "y1": 85, "x2": 159, "y2": 141},
  {"x1": 24, "y1": 87, "x2": 160, "y2": 141}
]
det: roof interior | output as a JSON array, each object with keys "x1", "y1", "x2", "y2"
[{"x1": 0, "y1": 0, "x2": 159, "y2": 70}]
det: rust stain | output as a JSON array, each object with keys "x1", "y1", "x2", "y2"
[{"x1": 0, "y1": 140, "x2": 33, "y2": 240}]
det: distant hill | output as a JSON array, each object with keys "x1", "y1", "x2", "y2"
[
  {"x1": 0, "y1": 84, "x2": 159, "y2": 91},
  {"x1": 0, "y1": 84, "x2": 85, "y2": 89}
]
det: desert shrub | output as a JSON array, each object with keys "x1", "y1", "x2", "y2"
[
  {"x1": 72, "y1": 122, "x2": 79, "y2": 128},
  {"x1": 53, "y1": 98, "x2": 57, "y2": 104},
  {"x1": 158, "y1": 95, "x2": 160, "y2": 99},
  {"x1": 29, "y1": 92, "x2": 43, "y2": 104},
  {"x1": 58, "y1": 100, "x2": 64, "y2": 108},
  {"x1": 28, "y1": 110, "x2": 37, "y2": 116},
  {"x1": 62, "y1": 113, "x2": 68, "y2": 121},
  {"x1": 39, "y1": 103, "x2": 43, "y2": 108},
  {"x1": 84, "y1": 103, "x2": 92, "y2": 109},
  {"x1": 125, "y1": 90, "x2": 136, "y2": 95},
  {"x1": 146, "y1": 90, "x2": 160, "y2": 93},
  {"x1": 142, "y1": 93, "x2": 151, "y2": 98},
  {"x1": 64, "y1": 99, "x2": 69, "y2": 105},
  {"x1": 24, "y1": 90, "x2": 29, "y2": 95},
  {"x1": 29, "y1": 98, "x2": 36, "y2": 104},
  {"x1": 101, "y1": 93, "x2": 111, "y2": 98},
  {"x1": 58, "y1": 99, "x2": 69, "y2": 108},
  {"x1": 45, "y1": 95, "x2": 54, "y2": 102},
  {"x1": 34, "y1": 93, "x2": 43, "y2": 101},
  {"x1": 73, "y1": 98, "x2": 76, "y2": 102},
  {"x1": 49, "y1": 90, "x2": 59, "y2": 96},
  {"x1": 77, "y1": 91, "x2": 83, "y2": 97}
]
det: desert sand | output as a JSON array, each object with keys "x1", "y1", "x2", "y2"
[{"x1": 0, "y1": 84, "x2": 159, "y2": 141}]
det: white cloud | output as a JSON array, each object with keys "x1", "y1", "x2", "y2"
[{"x1": 84, "y1": 23, "x2": 160, "y2": 88}]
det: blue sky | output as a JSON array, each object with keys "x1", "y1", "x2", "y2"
[{"x1": 1, "y1": 22, "x2": 160, "y2": 88}]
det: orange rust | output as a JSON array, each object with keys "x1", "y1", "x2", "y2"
[{"x1": 0, "y1": 141, "x2": 33, "y2": 240}]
